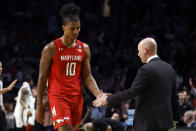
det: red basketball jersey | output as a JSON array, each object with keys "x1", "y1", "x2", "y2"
[{"x1": 48, "y1": 38, "x2": 85, "y2": 95}]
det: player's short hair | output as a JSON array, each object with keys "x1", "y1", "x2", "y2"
[
  {"x1": 59, "y1": 3, "x2": 80, "y2": 25},
  {"x1": 24, "y1": 75, "x2": 33, "y2": 83}
]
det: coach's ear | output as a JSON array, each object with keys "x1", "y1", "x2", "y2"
[{"x1": 144, "y1": 48, "x2": 147, "y2": 55}]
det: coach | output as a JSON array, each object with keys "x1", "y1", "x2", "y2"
[{"x1": 93, "y1": 37, "x2": 180, "y2": 131}]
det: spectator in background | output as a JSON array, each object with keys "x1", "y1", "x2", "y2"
[
  {"x1": 189, "y1": 71, "x2": 196, "y2": 107},
  {"x1": 84, "y1": 112, "x2": 124, "y2": 131},
  {"x1": 178, "y1": 89, "x2": 194, "y2": 127},
  {"x1": 183, "y1": 110, "x2": 196, "y2": 128},
  {"x1": 0, "y1": 61, "x2": 17, "y2": 131},
  {"x1": 193, "y1": 109, "x2": 196, "y2": 122},
  {"x1": 5, "y1": 102, "x2": 15, "y2": 131},
  {"x1": 121, "y1": 101, "x2": 130, "y2": 122},
  {"x1": 120, "y1": 100, "x2": 135, "y2": 131}
]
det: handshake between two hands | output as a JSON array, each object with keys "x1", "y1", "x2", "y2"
[{"x1": 92, "y1": 92, "x2": 112, "y2": 107}]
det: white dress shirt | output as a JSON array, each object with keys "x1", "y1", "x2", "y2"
[{"x1": 147, "y1": 55, "x2": 159, "y2": 63}]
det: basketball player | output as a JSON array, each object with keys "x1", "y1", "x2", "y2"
[
  {"x1": 0, "y1": 61, "x2": 17, "y2": 131},
  {"x1": 36, "y1": 3, "x2": 103, "y2": 131},
  {"x1": 14, "y1": 76, "x2": 34, "y2": 131}
]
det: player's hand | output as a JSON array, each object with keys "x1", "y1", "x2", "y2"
[
  {"x1": 35, "y1": 105, "x2": 44, "y2": 124},
  {"x1": 7, "y1": 79, "x2": 17, "y2": 91},
  {"x1": 27, "y1": 111, "x2": 32, "y2": 117},
  {"x1": 93, "y1": 93, "x2": 108, "y2": 107}
]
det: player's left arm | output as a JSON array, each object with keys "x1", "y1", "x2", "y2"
[{"x1": 82, "y1": 44, "x2": 102, "y2": 98}]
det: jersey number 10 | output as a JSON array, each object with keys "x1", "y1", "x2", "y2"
[{"x1": 66, "y1": 62, "x2": 76, "y2": 76}]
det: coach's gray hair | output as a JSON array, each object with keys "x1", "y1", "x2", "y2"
[{"x1": 141, "y1": 37, "x2": 157, "y2": 55}]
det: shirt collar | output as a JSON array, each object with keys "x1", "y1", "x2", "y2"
[
  {"x1": 188, "y1": 121, "x2": 194, "y2": 127},
  {"x1": 147, "y1": 55, "x2": 159, "y2": 63}
]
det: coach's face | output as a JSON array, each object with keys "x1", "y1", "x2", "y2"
[
  {"x1": 138, "y1": 43, "x2": 147, "y2": 63},
  {"x1": 0, "y1": 62, "x2": 2, "y2": 76}
]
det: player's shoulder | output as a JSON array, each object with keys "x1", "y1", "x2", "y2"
[
  {"x1": 78, "y1": 40, "x2": 89, "y2": 48},
  {"x1": 46, "y1": 40, "x2": 55, "y2": 48},
  {"x1": 20, "y1": 85, "x2": 29, "y2": 93},
  {"x1": 83, "y1": 42, "x2": 89, "y2": 48},
  {"x1": 43, "y1": 41, "x2": 55, "y2": 52},
  {"x1": 82, "y1": 42, "x2": 90, "y2": 54}
]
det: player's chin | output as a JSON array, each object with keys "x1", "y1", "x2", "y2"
[{"x1": 73, "y1": 35, "x2": 78, "y2": 39}]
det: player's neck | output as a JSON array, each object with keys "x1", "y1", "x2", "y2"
[{"x1": 61, "y1": 37, "x2": 77, "y2": 48}]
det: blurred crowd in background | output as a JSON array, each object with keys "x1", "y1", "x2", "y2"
[{"x1": 0, "y1": 0, "x2": 196, "y2": 131}]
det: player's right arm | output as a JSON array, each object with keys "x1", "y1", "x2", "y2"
[{"x1": 36, "y1": 41, "x2": 55, "y2": 123}]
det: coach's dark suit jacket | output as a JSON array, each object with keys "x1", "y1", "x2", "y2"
[{"x1": 107, "y1": 57, "x2": 179, "y2": 131}]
